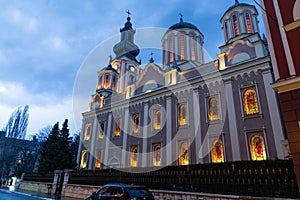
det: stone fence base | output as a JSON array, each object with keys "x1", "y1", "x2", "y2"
[
  {"x1": 18, "y1": 181, "x2": 52, "y2": 195},
  {"x1": 62, "y1": 184, "x2": 98, "y2": 199}
]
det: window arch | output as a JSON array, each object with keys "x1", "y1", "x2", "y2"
[
  {"x1": 153, "y1": 143, "x2": 161, "y2": 166},
  {"x1": 208, "y1": 97, "x2": 220, "y2": 121},
  {"x1": 189, "y1": 32, "x2": 196, "y2": 60},
  {"x1": 178, "y1": 103, "x2": 187, "y2": 125},
  {"x1": 245, "y1": 12, "x2": 253, "y2": 33},
  {"x1": 99, "y1": 122, "x2": 104, "y2": 139},
  {"x1": 179, "y1": 33, "x2": 185, "y2": 60},
  {"x1": 132, "y1": 114, "x2": 139, "y2": 134},
  {"x1": 130, "y1": 145, "x2": 138, "y2": 167},
  {"x1": 224, "y1": 21, "x2": 229, "y2": 41},
  {"x1": 250, "y1": 134, "x2": 267, "y2": 160},
  {"x1": 168, "y1": 34, "x2": 174, "y2": 63},
  {"x1": 211, "y1": 139, "x2": 224, "y2": 163},
  {"x1": 111, "y1": 76, "x2": 116, "y2": 90},
  {"x1": 154, "y1": 110, "x2": 161, "y2": 130},
  {"x1": 80, "y1": 150, "x2": 88, "y2": 169},
  {"x1": 243, "y1": 88, "x2": 259, "y2": 115},
  {"x1": 104, "y1": 74, "x2": 110, "y2": 89},
  {"x1": 233, "y1": 14, "x2": 240, "y2": 36},
  {"x1": 179, "y1": 142, "x2": 189, "y2": 165}
]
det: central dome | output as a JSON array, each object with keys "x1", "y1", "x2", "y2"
[{"x1": 167, "y1": 18, "x2": 200, "y2": 32}]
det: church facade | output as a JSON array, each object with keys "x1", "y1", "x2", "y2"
[{"x1": 77, "y1": 1, "x2": 288, "y2": 170}]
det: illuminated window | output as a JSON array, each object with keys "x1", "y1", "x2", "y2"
[
  {"x1": 84, "y1": 124, "x2": 91, "y2": 141},
  {"x1": 95, "y1": 150, "x2": 101, "y2": 169},
  {"x1": 179, "y1": 142, "x2": 189, "y2": 165},
  {"x1": 208, "y1": 97, "x2": 220, "y2": 121},
  {"x1": 114, "y1": 119, "x2": 121, "y2": 137},
  {"x1": 211, "y1": 139, "x2": 224, "y2": 163},
  {"x1": 152, "y1": 144, "x2": 161, "y2": 166},
  {"x1": 179, "y1": 33, "x2": 185, "y2": 60},
  {"x1": 132, "y1": 114, "x2": 139, "y2": 134},
  {"x1": 104, "y1": 74, "x2": 110, "y2": 89},
  {"x1": 99, "y1": 123, "x2": 104, "y2": 139},
  {"x1": 178, "y1": 103, "x2": 187, "y2": 125},
  {"x1": 154, "y1": 110, "x2": 161, "y2": 130},
  {"x1": 190, "y1": 33, "x2": 196, "y2": 60},
  {"x1": 130, "y1": 145, "x2": 138, "y2": 167},
  {"x1": 233, "y1": 14, "x2": 239, "y2": 36},
  {"x1": 243, "y1": 88, "x2": 259, "y2": 115},
  {"x1": 98, "y1": 76, "x2": 103, "y2": 90},
  {"x1": 80, "y1": 150, "x2": 88, "y2": 169},
  {"x1": 169, "y1": 34, "x2": 174, "y2": 63},
  {"x1": 245, "y1": 13, "x2": 253, "y2": 33},
  {"x1": 111, "y1": 76, "x2": 116, "y2": 90},
  {"x1": 250, "y1": 134, "x2": 267, "y2": 160}
]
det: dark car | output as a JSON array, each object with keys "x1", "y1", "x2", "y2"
[{"x1": 84, "y1": 183, "x2": 154, "y2": 200}]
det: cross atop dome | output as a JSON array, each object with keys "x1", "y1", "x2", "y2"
[
  {"x1": 126, "y1": 10, "x2": 131, "y2": 18},
  {"x1": 235, "y1": 0, "x2": 239, "y2": 4},
  {"x1": 179, "y1": 13, "x2": 183, "y2": 22}
]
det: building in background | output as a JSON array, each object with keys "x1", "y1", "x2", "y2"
[
  {"x1": 77, "y1": 1, "x2": 287, "y2": 170},
  {"x1": 261, "y1": 0, "x2": 300, "y2": 193}
]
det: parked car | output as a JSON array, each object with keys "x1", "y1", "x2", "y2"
[{"x1": 84, "y1": 183, "x2": 154, "y2": 200}]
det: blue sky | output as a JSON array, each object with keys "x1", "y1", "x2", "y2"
[{"x1": 0, "y1": 0, "x2": 264, "y2": 138}]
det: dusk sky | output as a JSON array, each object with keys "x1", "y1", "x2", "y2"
[{"x1": 0, "y1": 0, "x2": 265, "y2": 139}]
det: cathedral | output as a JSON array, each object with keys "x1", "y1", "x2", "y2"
[{"x1": 77, "y1": 1, "x2": 288, "y2": 170}]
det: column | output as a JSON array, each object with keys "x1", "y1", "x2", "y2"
[
  {"x1": 166, "y1": 96, "x2": 172, "y2": 165},
  {"x1": 88, "y1": 116, "x2": 98, "y2": 169},
  {"x1": 142, "y1": 102, "x2": 149, "y2": 167},
  {"x1": 224, "y1": 77, "x2": 241, "y2": 160},
  {"x1": 193, "y1": 88, "x2": 202, "y2": 163},
  {"x1": 262, "y1": 68, "x2": 285, "y2": 159},
  {"x1": 121, "y1": 107, "x2": 130, "y2": 167},
  {"x1": 104, "y1": 112, "x2": 112, "y2": 167},
  {"x1": 76, "y1": 119, "x2": 85, "y2": 167}
]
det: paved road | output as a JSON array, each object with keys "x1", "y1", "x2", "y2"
[{"x1": 0, "y1": 188, "x2": 52, "y2": 200}]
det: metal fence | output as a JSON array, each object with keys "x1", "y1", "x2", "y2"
[
  {"x1": 68, "y1": 160, "x2": 298, "y2": 198},
  {"x1": 23, "y1": 173, "x2": 54, "y2": 183}
]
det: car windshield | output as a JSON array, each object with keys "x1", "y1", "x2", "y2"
[{"x1": 128, "y1": 187, "x2": 151, "y2": 197}]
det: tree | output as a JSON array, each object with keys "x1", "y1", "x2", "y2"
[
  {"x1": 5, "y1": 105, "x2": 29, "y2": 139},
  {"x1": 35, "y1": 125, "x2": 52, "y2": 142},
  {"x1": 70, "y1": 133, "x2": 80, "y2": 169},
  {"x1": 38, "y1": 119, "x2": 77, "y2": 174}
]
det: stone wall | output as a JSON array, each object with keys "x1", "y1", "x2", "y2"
[
  {"x1": 62, "y1": 184, "x2": 98, "y2": 199},
  {"x1": 18, "y1": 181, "x2": 52, "y2": 194}
]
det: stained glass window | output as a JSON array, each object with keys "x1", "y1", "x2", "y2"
[
  {"x1": 95, "y1": 151, "x2": 101, "y2": 169},
  {"x1": 233, "y1": 14, "x2": 239, "y2": 36},
  {"x1": 130, "y1": 145, "x2": 138, "y2": 167},
  {"x1": 243, "y1": 89, "x2": 259, "y2": 115},
  {"x1": 245, "y1": 13, "x2": 253, "y2": 33},
  {"x1": 178, "y1": 103, "x2": 187, "y2": 125},
  {"x1": 153, "y1": 144, "x2": 161, "y2": 166},
  {"x1": 250, "y1": 134, "x2": 267, "y2": 160},
  {"x1": 208, "y1": 97, "x2": 220, "y2": 121},
  {"x1": 154, "y1": 110, "x2": 161, "y2": 130},
  {"x1": 211, "y1": 139, "x2": 224, "y2": 163},
  {"x1": 179, "y1": 142, "x2": 189, "y2": 165}
]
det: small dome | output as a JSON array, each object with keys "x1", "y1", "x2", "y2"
[
  {"x1": 167, "y1": 17, "x2": 200, "y2": 32},
  {"x1": 222, "y1": 0, "x2": 252, "y2": 19}
]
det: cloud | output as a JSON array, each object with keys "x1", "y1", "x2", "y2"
[{"x1": 42, "y1": 35, "x2": 70, "y2": 52}]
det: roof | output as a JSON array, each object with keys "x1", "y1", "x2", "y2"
[
  {"x1": 221, "y1": 0, "x2": 254, "y2": 21},
  {"x1": 167, "y1": 17, "x2": 200, "y2": 33}
]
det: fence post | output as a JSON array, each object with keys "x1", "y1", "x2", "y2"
[
  {"x1": 61, "y1": 169, "x2": 72, "y2": 197},
  {"x1": 52, "y1": 170, "x2": 63, "y2": 195}
]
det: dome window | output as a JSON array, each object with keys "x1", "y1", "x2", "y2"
[
  {"x1": 168, "y1": 34, "x2": 174, "y2": 63},
  {"x1": 233, "y1": 14, "x2": 240, "y2": 36},
  {"x1": 179, "y1": 33, "x2": 185, "y2": 60},
  {"x1": 245, "y1": 12, "x2": 253, "y2": 33}
]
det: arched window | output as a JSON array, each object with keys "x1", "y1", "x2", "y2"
[
  {"x1": 132, "y1": 114, "x2": 139, "y2": 134},
  {"x1": 80, "y1": 150, "x2": 88, "y2": 169},
  {"x1": 111, "y1": 76, "x2": 116, "y2": 90},
  {"x1": 154, "y1": 110, "x2": 161, "y2": 130},
  {"x1": 98, "y1": 76, "x2": 103, "y2": 90},
  {"x1": 84, "y1": 124, "x2": 91, "y2": 141},
  {"x1": 130, "y1": 145, "x2": 138, "y2": 167},
  {"x1": 168, "y1": 34, "x2": 174, "y2": 63},
  {"x1": 114, "y1": 119, "x2": 120, "y2": 137},
  {"x1": 243, "y1": 88, "x2": 259, "y2": 115},
  {"x1": 179, "y1": 142, "x2": 189, "y2": 165},
  {"x1": 153, "y1": 144, "x2": 161, "y2": 166},
  {"x1": 250, "y1": 134, "x2": 267, "y2": 160},
  {"x1": 178, "y1": 103, "x2": 187, "y2": 125},
  {"x1": 189, "y1": 32, "x2": 196, "y2": 60},
  {"x1": 104, "y1": 74, "x2": 110, "y2": 89},
  {"x1": 99, "y1": 122, "x2": 104, "y2": 139},
  {"x1": 233, "y1": 14, "x2": 239, "y2": 36},
  {"x1": 211, "y1": 139, "x2": 224, "y2": 163},
  {"x1": 208, "y1": 97, "x2": 220, "y2": 121},
  {"x1": 95, "y1": 151, "x2": 101, "y2": 169},
  {"x1": 179, "y1": 33, "x2": 185, "y2": 60},
  {"x1": 245, "y1": 13, "x2": 253, "y2": 33},
  {"x1": 224, "y1": 21, "x2": 229, "y2": 41}
]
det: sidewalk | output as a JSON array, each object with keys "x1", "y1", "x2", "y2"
[{"x1": 1, "y1": 186, "x2": 82, "y2": 200}]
